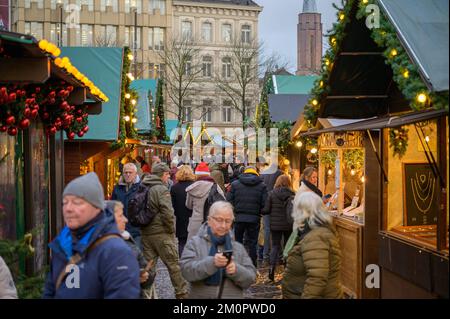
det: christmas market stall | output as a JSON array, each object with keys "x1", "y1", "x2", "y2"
[
  {"x1": 61, "y1": 47, "x2": 140, "y2": 197},
  {"x1": 293, "y1": 0, "x2": 448, "y2": 298},
  {"x1": 0, "y1": 30, "x2": 106, "y2": 276}
]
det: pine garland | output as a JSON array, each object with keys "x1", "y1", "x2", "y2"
[{"x1": 389, "y1": 127, "x2": 408, "y2": 158}]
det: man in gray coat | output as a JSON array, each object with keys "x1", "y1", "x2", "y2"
[{"x1": 180, "y1": 201, "x2": 256, "y2": 299}]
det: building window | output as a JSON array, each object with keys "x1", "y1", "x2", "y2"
[
  {"x1": 149, "y1": 63, "x2": 165, "y2": 79},
  {"x1": 50, "y1": 23, "x2": 68, "y2": 46},
  {"x1": 202, "y1": 56, "x2": 212, "y2": 77},
  {"x1": 25, "y1": 0, "x2": 43, "y2": 9},
  {"x1": 202, "y1": 100, "x2": 212, "y2": 122},
  {"x1": 149, "y1": 0, "x2": 166, "y2": 15},
  {"x1": 183, "y1": 101, "x2": 192, "y2": 122},
  {"x1": 222, "y1": 24, "x2": 232, "y2": 43},
  {"x1": 184, "y1": 56, "x2": 192, "y2": 76},
  {"x1": 181, "y1": 21, "x2": 193, "y2": 41},
  {"x1": 149, "y1": 27, "x2": 164, "y2": 50},
  {"x1": 75, "y1": 0, "x2": 94, "y2": 11},
  {"x1": 222, "y1": 57, "x2": 231, "y2": 78},
  {"x1": 201, "y1": 22, "x2": 212, "y2": 42},
  {"x1": 222, "y1": 104, "x2": 232, "y2": 122},
  {"x1": 100, "y1": 0, "x2": 118, "y2": 12},
  {"x1": 242, "y1": 58, "x2": 251, "y2": 78},
  {"x1": 241, "y1": 25, "x2": 251, "y2": 44},
  {"x1": 125, "y1": 0, "x2": 142, "y2": 13},
  {"x1": 96, "y1": 25, "x2": 117, "y2": 46},
  {"x1": 24, "y1": 22, "x2": 43, "y2": 40},
  {"x1": 51, "y1": 0, "x2": 69, "y2": 9},
  {"x1": 76, "y1": 24, "x2": 93, "y2": 46},
  {"x1": 125, "y1": 27, "x2": 141, "y2": 49}
]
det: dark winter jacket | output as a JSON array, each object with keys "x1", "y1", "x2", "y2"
[
  {"x1": 111, "y1": 176, "x2": 141, "y2": 238},
  {"x1": 226, "y1": 173, "x2": 268, "y2": 223},
  {"x1": 209, "y1": 163, "x2": 225, "y2": 192},
  {"x1": 260, "y1": 168, "x2": 283, "y2": 191},
  {"x1": 122, "y1": 231, "x2": 154, "y2": 289},
  {"x1": 43, "y1": 210, "x2": 140, "y2": 299},
  {"x1": 140, "y1": 174, "x2": 176, "y2": 236},
  {"x1": 262, "y1": 187, "x2": 295, "y2": 231},
  {"x1": 171, "y1": 180, "x2": 194, "y2": 239}
]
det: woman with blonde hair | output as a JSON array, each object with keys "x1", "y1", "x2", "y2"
[
  {"x1": 282, "y1": 192, "x2": 342, "y2": 299},
  {"x1": 262, "y1": 174, "x2": 295, "y2": 281},
  {"x1": 170, "y1": 165, "x2": 196, "y2": 255}
]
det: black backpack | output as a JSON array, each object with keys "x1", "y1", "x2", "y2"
[
  {"x1": 128, "y1": 184, "x2": 157, "y2": 227},
  {"x1": 203, "y1": 184, "x2": 226, "y2": 222},
  {"x1": 285, "y1": 195, "x2": 294, "y2": 226}
]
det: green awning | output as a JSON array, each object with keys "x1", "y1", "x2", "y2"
[
  {"x1": 61, "y1": 47, "x2": 123, "y2": 141},
  {"x1": 272, "y1": 75, "x2": 319, "y2": 94},
  {"x1": 379, "y1": 0, "x2": 449, "y2": 92}
]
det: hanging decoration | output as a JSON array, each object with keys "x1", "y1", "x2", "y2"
[
  {"x1": 321, "y1": 149, "x2": 338, "y2": 170},
  {"x1": 389, "y1": 127, "x2": 408, "y2": 158},
  {"x1": 343, "y1": 149, "x2": 364, "y2": 172}
]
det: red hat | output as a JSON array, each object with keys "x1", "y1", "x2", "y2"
[{"x1": 195, "y1": 162, "x2": 210, "y2": 175}]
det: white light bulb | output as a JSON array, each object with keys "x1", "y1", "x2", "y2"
[{"x1": 310, "y1": 147, "x2": 318, "y2": 154}]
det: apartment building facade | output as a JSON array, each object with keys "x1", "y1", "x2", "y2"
[
  {"x1": 170, "y1": 0, "x2": 262, "y2": 133},
  {"x1": 10, "y1": 0, "x2": 171, "y2": 79}
]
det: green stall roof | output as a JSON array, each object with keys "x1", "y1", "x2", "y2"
[
  {"x1": 61, "y1": 47, "x2": 124, "y2": 141},
  {"x1": 271, "y1": 75, "x2": 319, "y2": 95}
]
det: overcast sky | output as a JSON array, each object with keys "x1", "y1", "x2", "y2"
[{"x1": 257, "y1": 0, "x2": 339, "y2": 73}]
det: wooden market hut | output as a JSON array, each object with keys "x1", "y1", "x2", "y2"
[
  {"x1": 292, "y1": 0, "x2": 448, "y2": 298},
  {"x1": 0, "y1": 30, "x2": 106, "y2": 272}
]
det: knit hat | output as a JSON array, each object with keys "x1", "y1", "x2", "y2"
[
  {"x1": 152, "y1": 163, "x2": 170, "y2": 177},
  {"x1": 195, "y1": 162, "x2": 210, "y2": 175},
  {"x1": 244, "y1": 166, "x2": 259, "y2": 176},
  {"x1": 63, "y1": 172, "x2": 105, "y2": 209}
]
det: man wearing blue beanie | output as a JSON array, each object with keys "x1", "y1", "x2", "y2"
[{"x1": 43, "y1": 172, "x2": 140, "y2": 299}]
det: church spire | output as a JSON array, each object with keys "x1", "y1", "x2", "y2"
[{"x1": 302, "y1": 0, "x2": 317, "y2": 13}]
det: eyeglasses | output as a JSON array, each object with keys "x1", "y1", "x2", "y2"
[{"x1": 210, "y1": 216, "x2": 233, "y2": 225}]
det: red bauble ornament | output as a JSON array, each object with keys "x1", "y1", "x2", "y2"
[
  {"x1": 77, "y1": 131, "x2": 84, "y2": 137},
  {"x1": 49, "y1": 91, "x2": 56, "y2": 98},
  {"x1": 24, "y1": 108, "x2": 31, "y2": 118},
  {"x1": 0, "y1": 87, "x2": 7, "y2": 95},
  {"x1": 8, "y1": 93, "x2": 16, "y2": 101},
  {"x1": 83, "y1": 113, "x2": 88, "y2": 118},
  {"x1": 31, "y1": 109, "x2": 39, "y2": 119},
  {"x1": 67, "y1": 131, "x2": 75, "y2": 140},
  {"x1": 35, "y1": 87, "x2": 41, "y2": 93},
  {"x1": 42, "y1": 112, "x2": 50, "y2": 120},
  {"x1": 61, "y1": 101, "x2": 69, "y2": 110},
  {"x1": 49, "y1": 98, "x2": 56, "y2": 104},
  {"x1": 5, "y1": 116, "x2": 15, "y2": 125},
  {"x1": 83, "y1": 125, "x2": 89, "y2": 133},
  {"x1": 7, "y1": 126, "x2": 18, "y2": 136},
  {"x1": 19, "y1": 118, "x2": 30, "y2": 129},
  {"x1": 67, "y1": 86, "x2": 74, "y2": 92},
  {"x1": 33, "y1": 104, "x2": 39, "y2": 110},
  {"x1": 0, "y1": 125, "x2": 7, "y2": 132},
  {"x1": 76, "y1": 117, "x2": 83, "y2": 123},
  {"x1": 47, "y1": 126, "x2": 57, "y2": 135}
]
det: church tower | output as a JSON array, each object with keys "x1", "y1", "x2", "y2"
[{"x1": 296, "y1": 0, "x2": 322, "y2": 75}]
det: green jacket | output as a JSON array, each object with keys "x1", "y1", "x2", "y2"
[
  {"x1": 209, "y1": 163, "x2": 225, "y2": 192},
  {"x1": 282, "y1": 226, "x2": 343, "y2": 299},
  {"x1": 140, "y1": 175, "x2": 175, "y2": 236}
]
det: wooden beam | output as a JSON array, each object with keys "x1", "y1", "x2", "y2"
[
  {"x1": 0, "y1": 57, "x2": 50, "y2": 83},
  {"x1": 86, "y1": 102, "x2": 102, "y2": 115},
  {"x1": 66, "y1": 87, "x2": 86, "y2": 105}
]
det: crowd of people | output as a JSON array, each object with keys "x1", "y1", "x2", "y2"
[{"x1": 0, "y1": 154, "x2": 343, "y2": 299}]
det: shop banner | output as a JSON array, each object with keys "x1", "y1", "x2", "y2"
[{"x1": 0, "y1": 0, "x2": 9, "y2": 31}]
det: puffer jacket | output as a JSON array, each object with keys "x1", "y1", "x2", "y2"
[
  {"x1": 282, "y1": 226, "x2": 343, "y2": 299},
  {"x1": 185, "y1": 176, "x2": 225, "y2": 240},
  {"x1": 43, "y1": 211, "x2": 140, "y2": 299},
  {"x1": 140, "y1": 174, "x2": 175, "y2": 236},
  {"x1": 0, "y1": 256, "x2": 18, "y2": 299},
  {"x1": 226, "y1": 173, "x2": 268, "y2": 223},
  {"x1": 260, "y1": 167, "x2": 283, "y2": 191},
  {"x1": 180, "y1": 224, "x2": 256, "y2": 299},
  {"x1": 262, "y1": 187, "x2": 295, "y2": 231}
]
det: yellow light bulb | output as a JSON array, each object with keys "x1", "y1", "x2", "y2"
[
  {"x1": 361, "y1": 176, "x2": 365, "y2": 183},
  {"x1": 390, "y1": 49, "x2": 398, "y2": 57},
  {"x1": 131, "y1": 99, "x2": 137, "y2": 106},
  {"x1": 296, "y1": 141, "x2": 303, "y2": 148},
  {"x1": 127, "y1": 54, "x2": 134, "y2": 61},
  {"x1": 403, "y1": 70, "x2": 409, "y2": 78},
  {"x1": 351, "y1": 169, "x2": 356, "y2": 176},
  {"x1": 363, "y1": 0, "x2": 368, "y2": 4},
  {"x1": 312, "y1": 99, "x2": 318, "y2": 106},
  {"x1": 425, "y1": 136, "x2": 430, "y2": 143},
  {"x1": 124, "y1": 115, "x2": 130, "y2": 122},
  {"x1": 310, "y1": 147, "x2": 318, "y2": 154},
  {"x1": 328, "y1": 169, "x2": 332, "y2": 176},
  {"x1": 417, "y1": 93, "x2": 427, "y2": 104},
  {"x1": 39, "y1": 39, "x2": 49, "y2": 50},
  {"x1": 320, "y1": 81, "x2": 324, "y2": 88},
  {"x1": 132, "y1": 118, "x2": 137, "y2": 123},
  {"x1": 339, "y1": 13, "x2": 345, "y2": 20}
]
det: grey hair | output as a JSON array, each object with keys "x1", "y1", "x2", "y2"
[
  {"x1": 123, "y1": 162, "x2": 137, "y2": 172},
  {"x1": 105, "y1": 200, "x2": 123, "y2": 213},
  {"x1": 292, "y1": 192, "x2": 332, "y2": 230},
  {"x1": 208, "y1": 201, "x2": 234, "y2": 219}
]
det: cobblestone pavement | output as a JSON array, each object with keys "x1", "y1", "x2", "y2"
[{"x1": 154, "y1": 259, "x2": 283, "y2": 299}]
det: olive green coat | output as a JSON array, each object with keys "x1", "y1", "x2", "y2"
[{"x1": 282, "y1": 226, "x2": 343, "y2": 299}]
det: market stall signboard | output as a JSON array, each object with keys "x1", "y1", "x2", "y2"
[{"x1": 403, "y1": 163, "x2": 439, "y2": 226}]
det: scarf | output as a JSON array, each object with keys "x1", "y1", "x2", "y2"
[
  {"x1": 205, "y1": 227, "x2": 232, "y2": 286},
  {"x1": 302, "y1": 179, "x2": 323, "y2": 198}
]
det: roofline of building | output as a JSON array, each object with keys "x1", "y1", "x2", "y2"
[{"x1": 173, "y1": 0, "x2": 263, "y2": 12}]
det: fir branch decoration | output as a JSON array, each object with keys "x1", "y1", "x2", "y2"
[
  {"x1": 389, "y1": 127, "x2": 408, "y2": 158},
  {"x1": 343, "y1": 149, "x2": 364, "y2": 170},
  {"x1": 321, "y1": 150, "x2": 338, "y2": 169}
]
